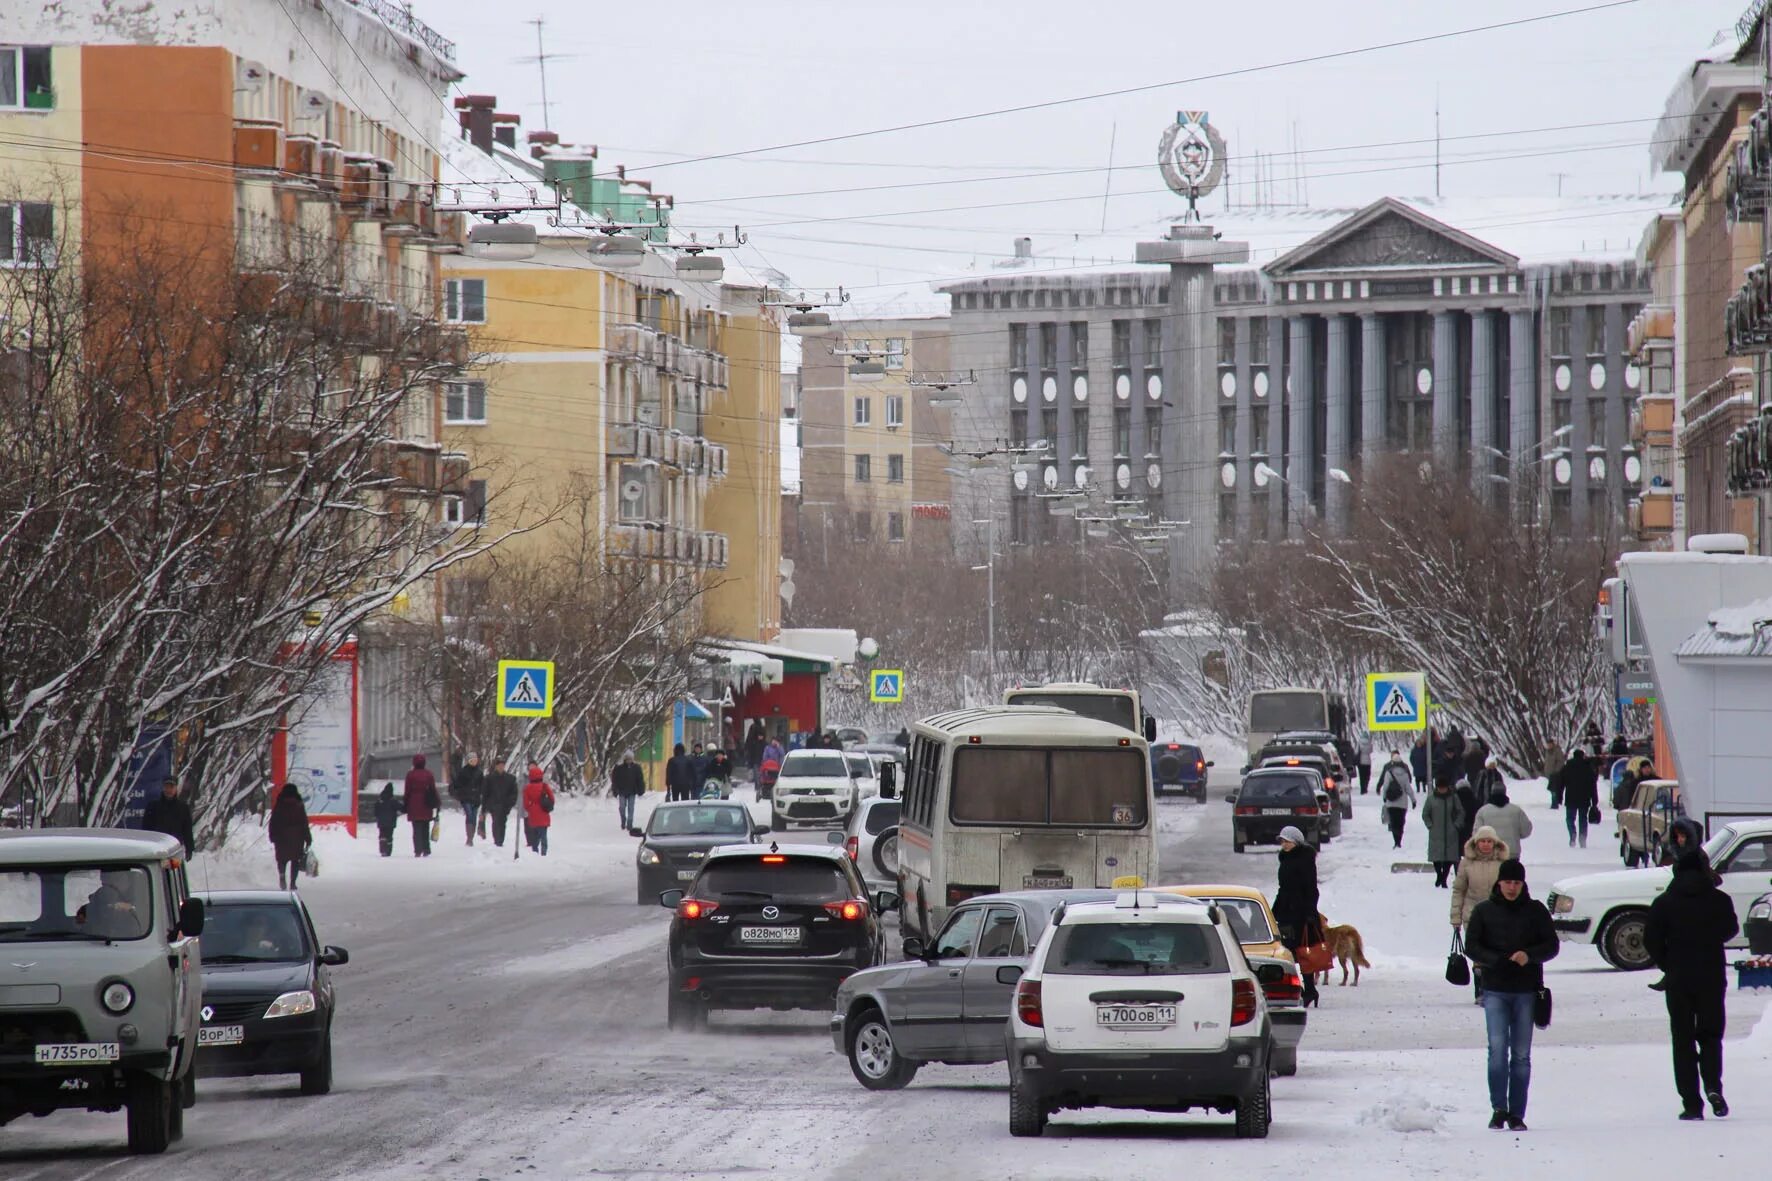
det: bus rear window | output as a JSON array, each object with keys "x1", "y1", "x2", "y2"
[
  {"x1": 1005, "y1": 692, "x2": 1136, "y2": 732},
  {"x1": 1249, "y1": 692, "x2": 1327, "y2": 733},
  {"x1": 951, "y1": 748, "x2": 1147, "y2": 826}
]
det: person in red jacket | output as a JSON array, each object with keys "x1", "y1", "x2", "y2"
[
  {"x1": 403, "y1": 754, "x2": 440, "y2": 858},
  {"x1": 522, "y1": 765, "x2": 555, "y2": 856}
]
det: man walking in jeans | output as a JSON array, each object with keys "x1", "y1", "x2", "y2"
[
  {"x1": 1645, "y1": 846, "x2": 1738, "y2": 1120},
  {"x1": 1464, "y1": 859, "x2": 1558, "y2": 1131}
]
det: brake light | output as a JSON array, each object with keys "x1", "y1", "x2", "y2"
[
  {"x1": 1118, "y1": 738, "x2": 1130, "y2": 746},
  {"x1": 824, "y1": 900, "x2": 867, "y2": 920},
  {"x1": 1325, "y1": 777, "x2": 1337, "y2": 790},
  {"x1": 761, "y1": 855, "x2": 786, "y2": 863},
  {"x1": 1291, "y1": 806, "x2": 1319, "y2": 816},
  {"x1": 1235, "y1": 806, "x2": 1261, "y2": 816},
  {"x1": 1231, "y1": 977, "x2": 1258, "y2": 1026},
  {"x1": 845, "y1": 837, "x2": 859, "y2": 861},
  {"x1": 1168, "y1": 743, "x2": 1181, "y2": 750},
  {"x1": 1263, "y1": 971, "x2": 1303, "y2": 1003},
  {"x1": 1196, "y1": 761, "x2": 1205, "y2": 771},
  {"x1": 1284, "y1": 758, "x2": 1300, "y2": 765},
  {"x1": 1015, "y1": 979, "x2": 1043, "y2": 1027},
  {"x1": 678, "y1": 899, "x2": 718, "y2": 920}
]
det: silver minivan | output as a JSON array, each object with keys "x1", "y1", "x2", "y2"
[{"x1": 0, "y1": 829, "x2": 206, "y2": 1154}]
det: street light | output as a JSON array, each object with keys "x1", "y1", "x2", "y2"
[{"x1": 970, "y1": 517, "x2": 997, "y2": 687}]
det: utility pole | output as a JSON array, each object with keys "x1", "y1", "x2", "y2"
[{"x1": 971, "y1": 516, "x2": 996, "y2": 689}]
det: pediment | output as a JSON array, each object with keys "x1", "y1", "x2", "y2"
[{"x1": 1264, "y1": 199, "x2": 1518, "y2": 276}]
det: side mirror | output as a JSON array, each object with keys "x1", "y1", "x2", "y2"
[
  {"x1": 1144, "y1": 717, "x2": 1158, "y2": 743},
  {"x1": 1240, "y1": 764, "x2": 1252, "y2": 775},
  {"x1": 177, "y1": 897, "x2": 205, "y2": 938},
  {"x1": 319, "y1": 945, "x2": 350, "y2": 966},
  {"x1": 874, "y1": 890, "x2": 901, "y2": 913},
  {"x1": 1225, "y1": 790, "x2": 1239, "y2": 804},
  {"x1": 659, "y1": 889, "x2": 685, "y2": 910},
  {"x1": 752, "y1": 827, "x2": 768, "y2": 841},
  {"x1": 901, "y1": 936, "x2": 927, "y2": 960},
  {"x1": 996, "y1": 965, "x2": 1024, "y2": 986},
  {"x1": 1206, "y1": 761, "x2": 1216, "y2": 768},
  {"x1": 825, "y1": 829, "x2": 846, "y2": 846},
  {"x1": 880, "y1": 764, "x2": 897, "y2": 798}
]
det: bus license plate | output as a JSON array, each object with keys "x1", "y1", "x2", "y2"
[
  {"x1": 739, "y1": 926, "x2": 802, "y2": 944},
  {"x1": 199, "y1": 1026, "x2": 244, "y2": 1047},
  {"x1": 34, "y1": 1043, "x2": 120, "y2": 1065},
  {"x1": 1096, "y1": 1004, "x2": 1176, "y2": 1029},
  {"x1": 1023, "y1": 875, "x2": 1073, "y2": 889}
]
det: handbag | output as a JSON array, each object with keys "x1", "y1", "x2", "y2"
[
  {"x1": 1587, "y1": 803, "x2": 1602, "y2": 825},
  {"x1": 1533, "y1": 986, "x2": 1553, "y2": 1029},
  {"x1": 1446, "y1": 930, "x2": 1471, "y2": 986},
  {"x1": 301, "y1": 847, "x2": 319, "y2": 878},
  {"x1": 1293, "y1": 920, "x2": 1334, "y2": 976},
  {"x1": 429, "y1": 817, "x2": 440, "y2": 842}
]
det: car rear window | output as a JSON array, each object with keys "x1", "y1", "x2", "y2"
[
  {"x1": 863, "y1": 802, "x2": 901, "y2": 834},
  {"x1": 1004, "y1": 691, "x2": 1137, "y2": 732},
  {"x1": 1239, "y1": 776, "x2": 1317, "y2": 804},
  {"x1": 697, "y1": 857, "x2": 850, "y2": 903},
  {"x1": 1047, "y1": 920, "x2": 1227, "y2": 975},
  {"x1": 781, "y1": 754, "x2": 847, "y2": 778},
  {"x1": 650, "y1": 806, "x2": 751, "y2": 836},
  {"x1": 1201, "y1": 897, "x2": 1275, "y2": 944}
]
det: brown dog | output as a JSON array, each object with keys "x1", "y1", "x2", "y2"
[{"x1": 1317, "y1": 913, "x2": 1371, "y2": 986}]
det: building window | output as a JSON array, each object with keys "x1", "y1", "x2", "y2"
[
  {"x1": 1071, "y1": 407, "x2": 1089, "y2": 458},
  {"x1": 887, "y1": 511, "x2": 905, "y2": 542},
  {"x1": 1249, "y1": 317, "x2": 1270, "y2": 367},
  {"x1": 853, "y1": 396, "x2": 872, "y2": 426},
  {"x1": 444, "y1": 380, "x2": 487, "y2": 425},
  {"x1": 445, "y1": 278, "x2": 486, "y2": 323},
  {"x1": 1217, "y1": 318, "x2": 1237, "y2": 367},
  {"x1": 1009, "y1": 323, "x2": 1028, "y2": 370},
  {"x1": 1219, "y1": 407, "x2": 1236, "y2": 453},
  {"x1": 1112, "y1": 319, "x2": 1131, "y2": 368},
  {"x1": 854, "y1": 453, "x2": 871, "y2": 483},
  {"x1": 1039, "y1": 323, "x2": 1058, "y2": 370},
  {"x1": 852, "y1": 510, "x2": 873, "y2": 541},
  {"x1": 0, "y1": 201, "x2": 54, "y2": 266},
  {"x1": 1114, "y1": 407, "x2": 1131, "y2": 456},
  {"x1": 1041, "y1": 408, "x2": 1058, "y2": 450},
  {"x1": 1070, "y1": 322, "x2": 1088, "y2": 367},
  {"x1": 885, "y1": 338, "x2": 906, "y2": 370},
  {"x1": 1585, "y1": 306, "x2": 1607, "y2": 357},
  {"x1": 1219, "y1": 493, "x2": 1236, "y2": 531},
  {"x1": 1010, "y1": 498, "x2": 1028, "y2": 544},
  {"x1": 443, "y1": 479, "x2": 486, "y2": 529},
  {"x1": 1549, "y1": 307, "x2": 1571, "y2": 358},
  {"x1": 885, "y1": 394, "x2": 904, "y2": 428},
  {"x1": 1553, "y1": 397, "x2": 1573, "y2": 439},
  {"x1": 1252, "y1": 411, "x2": 1269, "y2": 455},
  {"x1": 0, "y1": 46, "x2": 52, "y2": 110},
  {"x1": 1010, "y1": 408, "x2": 1028, "y2": 446},
  {"x1": 1586, "y1": 399, "x2": 1607, "y2": 447},
  {"x1": 1143, "y1": 318, "x2": 1162, "y2": 368},
  {"x1": 1146, "y1": 420, "x2": 1162, "y2": 457},
  {"x1": 887, "y1": 454, "x2": 905, "y2": 483}
]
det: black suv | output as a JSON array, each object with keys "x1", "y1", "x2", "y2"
[
  {"x1": 1151, "y1": 742, "x2": 1212, "y2": 801},
  {"x1": 1230, "y1": 769, "x2": 1328, "y2": 853},
  {"x1": 660, "y1": 843, "x2": 895, "y2": 1030}
]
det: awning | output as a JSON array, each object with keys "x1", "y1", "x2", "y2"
[
  {"x1": 681, "y1": 697, "x2": 713, "y2": 722},
  {"x1": 1675, "y1": 595, "x2": 1772, "y2": 661}
]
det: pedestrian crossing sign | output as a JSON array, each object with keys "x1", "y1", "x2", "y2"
[
  {"x1": 497, "y1": 660, "x2": 555, "y2": 718},
  {"x1": 870, "y1": 669, "x2": 905, "y2": 703},
  {"x1": 1366, "y1": 672, "x2": 1426, "y2": 731}
]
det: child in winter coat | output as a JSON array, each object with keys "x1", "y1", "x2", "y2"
[{"x1": 373, "y1": 783, "x2": 400, "y2": 858}]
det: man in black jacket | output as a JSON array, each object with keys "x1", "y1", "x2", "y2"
[
  {"x1": 610, "y1": 751, "x2": 646, "y2": 831},
  {"x1": 452, "y1": 752, "x2": 486, "y2": 846},
  {"x1": 142, "y1": 777, "x2": 197, "y2": 857},
  {"x1": 481, "y1": 759, "x2": 520, "y2": 848},
  {"x1": 665, "y1": 744, "x2": 697, "y2": 802},
  {"x1": 1645, "y1": 848, "x2": 1739, "y2": 1120},
  {"x1": 1465, "y1": 859, "x2": 1558, "y2": 1131}
]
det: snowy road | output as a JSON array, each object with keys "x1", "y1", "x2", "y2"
[{"x1": 4, "y1": 777, "x2": 1770, "y2": 1180}]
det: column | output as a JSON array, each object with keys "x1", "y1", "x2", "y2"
[
  {"x1": 1234, "y1": 317, "x2": 1254, "y2": 533},
  {"x1": 1287, "y1": 316, "x2": 1316, "y2": 534},
  {"x1": 1324, "y1": 314, "x2": 1352, "y2": 533},
  {"x1": 1360, "y1": 312, "x2": 1386, "y2": 457},
  {"x1": 1267, "y1": 317, "x2": 1287, "y2": 542},
  {"x1": 1432, "y1": 309, "x2": 1460, "y2": 465},
  {"x1": 1168, "y1": 263, "x2": 1217, "y2": 577},
  {"x1": 1053, "y1": 320, "x2": 1073, "y2": 470},
  {"x1": 1470, "y1": 309, "x2": 1497, "y2": 489},
  {"x1": 1507, "y1": 308, "x2": 1537, "y2": 519}
]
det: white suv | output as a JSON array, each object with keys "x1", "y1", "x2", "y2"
[
  {"x1": 771, "y1": 750, "x2": 863, "y2": 830},
  {"x1": 1002, "y1": 892, "x2": 1273, "y2": 1138}
]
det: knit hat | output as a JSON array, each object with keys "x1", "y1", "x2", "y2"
[
  {"x1": 1277, "y1": 825, "x2": 1307, "y2": 846},
  {"x1": 1497, "y1": 858, "x2": 1526, "y2": 883}
]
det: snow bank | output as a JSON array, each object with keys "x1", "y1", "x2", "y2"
[{"x1": 1356, "y1": 1092, "x2": 1451, "y2": 1133}]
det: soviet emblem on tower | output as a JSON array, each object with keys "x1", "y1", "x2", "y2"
[{"x1": 1158, "y1": 111, "x2": 1226, "y2": 222}]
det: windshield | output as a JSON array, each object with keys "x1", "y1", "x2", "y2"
[
  {"x1": 1199, "y1": 897, "x2": 1276, "y2": 944},
  {"x1": 1249, "y1": 692, "x2": 1329, "y2": 733},
  {"x1": 781, "y1": 754, "x2": 848, "y2": 778},
  {"x1": 1005, "y1": 691, "x2": 1137, "y2": 732},
  {"x1": 696, "y1": 858, "x2": 850, "y2": 903},
  {"x1": 950, "y1": 747, "x2": 1147, "y2": 827},
  {"x1": 649, "y1": 806, "x2": 751, "y2": 837},
  {"x1": 200, "y1": 903, "x2": 311, "y2": 963},
  {"x1": 1047, "y1": 920, "x2": 1226, "y2": 975},
  {"x1": 0, "y1": 865, "x2": 155, "y2": 943}
]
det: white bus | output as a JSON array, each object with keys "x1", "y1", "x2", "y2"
[
  {"x1": 896, "y1": 706, "x2": 1157, "y2": 942},
  {"x1": 1245, "y1": 687, "x2": 1349, "y2": 761},
  {"x1": 1002, "y1": 682, "x2": 1159, "y2": 742}
]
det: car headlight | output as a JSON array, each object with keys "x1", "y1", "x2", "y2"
[
  {"x1": 100, "y1": 981, "x2": 134, "y2": 1014},
  {"x1": 1750, "y1": 902, "x2": 1772, "y2": 921},
  {"x1": 1550, "y1": 894, "x2": 1574, "y2": 914},
  {"x1": 263, "y1": 990, "x2": 316, "y2": 1019},
  {"x1": 638, "y1": 846, "x2": 661, "y2": 865}
]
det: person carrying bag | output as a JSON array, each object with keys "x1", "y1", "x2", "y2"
[{"x1": 1447, "y1": 929, "x2": 1471, "y2": 987}]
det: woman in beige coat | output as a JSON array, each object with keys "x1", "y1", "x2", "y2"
[{"x1": 1451, "y1": 826, "x2": 1510, "y2": 1000}]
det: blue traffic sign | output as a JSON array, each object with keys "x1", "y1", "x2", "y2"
[
  {"x1": 1366, "y1": 671, "x2": 1426, "y2": 731},
  {"x1": 870, "y1": 669, "x2": 905, "y2": 703},
  {"x1": 497, "y1": 660, "x2": 555, "y2": 718}
]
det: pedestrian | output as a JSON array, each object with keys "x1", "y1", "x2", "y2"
[
  {"x1": 763, "y1": 736, "x2": 784, "y2": 768},
  {"x1": 1358, "y1": 736, "x2": 1375, "y2": 796},
  {"x1": 452, "y1": 752, "x2": 485, "y2": 846},
  {"x1": 665, "y1": 742, "x2": 697, "y2": 802},
  {"x1": 1609, "y1": 734, "x2": 1630, "y2": 761},
  {"x1": 894, "y1": 726, "x2": 910, "y2": 750},
  {"x1": 267, "y1": 783, "x2": 312, "y2": 890},
  {"x1": 1453, "y1": 774, "x2": 1481, "y2": 852},
  {"x1": 1422, "y1": 773, "x2": 1467, "y2": 887},
  {"x1": 1474, "y1": 785, "x2": 1534, "y2": 860},
  {"x1": 1645, "y1": 845, "x2": 1738, "y2": 1120},
  {"x1": 611, "y1": 750, "x2": 645, "y2": 831},
  {"x1": 1452, "y1": 826, "x2": 1511, "y2": 1000},
  {"x1": 1560, "y1": 745, "x2": 1595, "y2": 817},
  {"x1": 1471, "y1": 756, "x2": 1505, "y2": 806},
  {"x1": 403, "y1": 753, "x2": 440, "y2": 857},
  {"x1": 704, "y1": 746, "x2": 732, "y2": 797},
  {"x1": 1582, "y1": 719, "x2": 1603, "y2": 750},
  {"x1": 1559, "y1": 748, "x2": 1600, "y2": 849},
  {"x1": 1462, "y1": 737, "x2": 1489, "y2": 792},
  {"x1": 690, "y1": 741, "x2": 710, "y2": 795},
  {"x1": 1464, "y1": 858, "x2": 1558, "y2": 1131},
  {"x1": 744, "y1": 720, "x2": 766, "y2": 773},
  {"x1": 141, "y1": 776, "x2": 197, "y2": 857},
  {"x1": 1272, "y1": 825, "x2": 1321, "y2": 1008},
  {"x1": 522, "y1": 765, "x2": 554, "y2": 855},
  {"x1": 1410, "y1": 733, "x2": 1431, "y2": 791},
  {"x1": 1657, "y1": 817, "x2": 1703, "y2": 870},
  {"x1": 373, "y1": 783, "x2": 400, "y2": 857},
  {"x1": 1378, "y1": 750, "x2": 1414, "y2": 848},
  {"x1": 1541, "y1": 739, "x2": 1568, "y2": 809},
  {"x1": 483, "y1": 758, "x2": 519, "y2": 847}
]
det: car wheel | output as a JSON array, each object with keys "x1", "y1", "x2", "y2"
[
  {"x1": 1008, "y1": 1080, "x2": 1047, "y2": 1137},
  {"x1": 299, "y1": 1032, "x2": 333, "y2": 1096},
  {"x1": 1233, "y1": 835, "x2": 1246, "y2": 854},
  {"x1": 667, "y1": 988, "x2": 708, "y2": 1031},
  {"x1": 1600, "y1": 909, "x2": 1654, "y2": 971},
  {"x1": 1234, "y1": 1067, "x2": 1272, "y2": 1138},
  {"x1": 872, "y1": 828, "x2": 900, "y2": 879},
  {"x1": 1271, "y1": 1047, "x2": 1297, "y2": 1077},
  {"x1": 1619, "y1": 834, "x2": 1632, "y2": 866},
  {"x1": 848, "y1": 1009, "x2": 919, "y2": 1090},
  {"x1": 180, "y1": 1066, "x2": 197, "y2": 1110},
  {"x1": 770, "y1": 813, "x2": 786, "y2": 832},
  {"x1": 168, "y1": 1083, "x2": 185, "y2": 1142},
  {"x1": 125, "y1": 1071, "x2": 174, "y2": 1154},
  {"x1": 1648, "y1": 834, "x2": 1663, "y2": 868}
]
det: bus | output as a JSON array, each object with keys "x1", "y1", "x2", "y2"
[
  {"x1": 1002, "y1": 682, "x2": 1159, "y2": 742},
  {"x1": 1245, "y1": 687, "x2": 1349, "y2": 762},
  {"x1": 896, "y1": 706, "x2": 1157, "y2": 942}
]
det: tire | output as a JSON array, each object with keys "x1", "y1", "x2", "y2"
[
  {"x1": 125, "y1": 1072, "x2": 174, "y2": 1155},
  {"x1": 1620, "y1": 834, "x2": 1633, "y2": 866},
  {"x1": 180, "y1": 1067, "x2": 197, "y2": 1110},
  {"x1": 299, "y1": 1033, "x2": 333, "y2": 1096},
  {"x1": 1008, "y1": 1080, "x2": 1047, "y2": 1137},
  {"x1": 872, "y1": 828, "x2": 900, "y2": 880},
  {"x1": 1272, "y1": 1047, "x2": 1298, "y2": 1077},
  {"x1": 847, "y1": 1009, "x2": 919, "y2": 1090},
  {"x1": 1233, "y1": 834, "x2": 1246, "y2": 854},
  {"x1": 1648, "y1": 835, "x2": 1663, "y2": 869},
  {"x1": 667, "y1": 989, "x2": 707, "y2": 1031},
  {"x1": 168, "y1": 1087, "x2": 185, "y2": 1142},
  {"x1": 1234, "y1": 1069, "x2": 1272, "y2": 1138},
  {"x1": 770, "y1": 813, "x2": 786, "y2": 832},
  {"x1": 1194, "y1": 787, "x2": 1208, "y2": 804},
  {"x1": 1599, "y1": 908, "x2": 1654, "y2": 971}
]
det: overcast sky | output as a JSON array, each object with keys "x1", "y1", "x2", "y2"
[{"x1": 414, "y1": 0, "x2": 1749, "y2": 311}]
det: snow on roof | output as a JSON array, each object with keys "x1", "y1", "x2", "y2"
[
  {"x1": 438, "y1": 124, "x2": 600, "y2": 238},
  {"x1": 1707, "y1": 595, "x2": 1772, "y2": 637}
]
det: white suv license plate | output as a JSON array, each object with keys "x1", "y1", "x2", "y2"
[
  {"x1": 739, "y1": 926, "x2": 802, "y2": 944},
  {"x1": 1096, "y1": 1004, "x2": 1177, "y2": 1029},
  {"x1": 34, "y1": 1043, "x2": 121, "y2": 1065},
  {"x1": 1023, "y1": 875, "x2": 1073, "y2": 889},
  {"x1": 199, "y1": 1025, "x2": 245, "y2": 1047}
]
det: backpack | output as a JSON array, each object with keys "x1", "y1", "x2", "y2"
[
  {"x1": 540, "y1": 788, "x2": 555, "y2": 813},
  {"x1": 1383, "y1": 777, "x2": 1406, "y2": 804}
]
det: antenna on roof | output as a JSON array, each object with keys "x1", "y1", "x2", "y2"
[{"x1": 1435, "y1": 87, "x2": 1442, "y2": 199}]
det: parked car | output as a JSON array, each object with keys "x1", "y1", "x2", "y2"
[
  {"x1": 771, "y1": 749, "x2": 863, "y2": 830},
  {"x1": 1002, "y1": 891, "x2": 1274, "y2": 1138},
  {"x1": 1230, "y1": 768, "x2": 1330, "y2": 853},
  {"x1": 1246, "y1": 954, "x2": 1307, "y2": 1077},
  {"x1": 1616, "y1": 779, "x2": 1684, "y2": 867},
  {"x1": 1153, "y1": 884, "x2": 1293, "y2": 962},
  {"x1": 1746, "y1": 891, "x2": 1772, "y2": 955},
  {"x1": 1256, "y1": 732, "x2": 1353, "y2": 821},
  {"x1": 1547, "y1": 819, "x2": 1772, "y2": 969},
  {"x1": 1152, "y1": 741, "x2": 1212, "y2": 802},
  {"x1": 1152, "y1": 885, "x2": 1302, "y2": 1075},
  {"x1": 192, "y1": 890, "x2": 346, "y2": 1095},
  {"x1": 844, "y1": 797, "x2": 901, "y2": 892},
  {"x1": 843, "y1": 750, "x2": 882, "y2": 803},
  {"x1": 833, "y1": 726, "x2": 870, "y2": 749},
  {"x1": 635, "y1": 801, "x2": 767, "y2": 904},
  {"x1": 0, "y1": 830, "x2": 204, "y2": 1154},
  {"x1": 660, "y1": 842, "x2": 894, "y2": 1029}
]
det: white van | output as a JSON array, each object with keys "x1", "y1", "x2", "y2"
[
  {"x1": 1003, "y1": 683, "x2": 1158, "y2": 742},
  {"x1": 897, "y1": 707, "x2": 1157, "y2": 942}
]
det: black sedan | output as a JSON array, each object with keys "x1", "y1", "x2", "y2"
[
  {"x1": 636, "y1": 801, "x2": 766, "y2": 904},
  {"x1": 193, "y1": 891, "x2": 347, "y2": 1095}
]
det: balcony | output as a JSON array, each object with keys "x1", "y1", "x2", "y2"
[
  {"x1": 1632, "y1": 394, "x2": 1676, "y2": 449},
  {"x1": 609, "y1": 322, "x2": 658, "y2": 364},
  {"x1": 1727, "y1": 104, "x2": 1772, "y2": 227},
  {"x1": 370, "y1": 439, "x2": 443, "y2": 496},
  {"x1": 1725, "y1": 406, "x2": 1772, "y2": 495},
  {"x1": 1630, "y1": 490, "x2": 1675, "y2": 537},
  {"x1": 610, "y1": 522, "x2": 662, "y2": 559},
  {"x1": 1626, "y1": 304, "x2": 1675, "y2": 360},
  {"x1": 1725, "y1": 265, "x2": 1772, "y2": 355}
]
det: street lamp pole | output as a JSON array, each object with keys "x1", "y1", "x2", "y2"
[{"x1": 971, "y1": 516, "x2": 996, "y2": 688}]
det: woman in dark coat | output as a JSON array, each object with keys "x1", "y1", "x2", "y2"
[
  {"x1": 1273, "y1": 826, "x2": 1322, "y2": 1007},
  {"x1": 267, "y1": 783, "x2": 313, "y2": 890}
]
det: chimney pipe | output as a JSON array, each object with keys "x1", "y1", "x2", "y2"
[
  {"x1": 453, "y1": 94, "x2": 497, "y2": 155},
  {"x1": 1014, "y1": 237, "x2": 1032, "y2": 259},
  {"x1": 494, "y1": 126, "x2": 516, "y2": 148}
]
